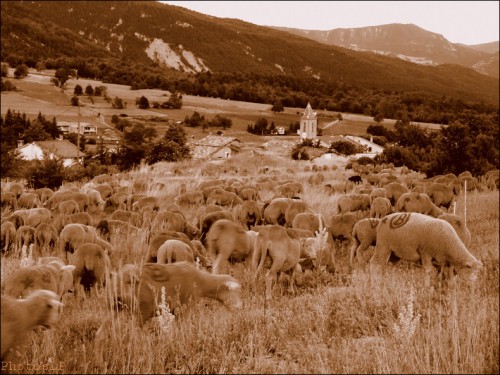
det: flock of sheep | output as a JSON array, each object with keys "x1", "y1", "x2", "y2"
[{"x1": 0, "y1": 162, "x2": 497, "y2": 367}]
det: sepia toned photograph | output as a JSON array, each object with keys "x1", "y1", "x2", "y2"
[{"x1": 1, "y1": 1, "x2": 498, "y2": 373}]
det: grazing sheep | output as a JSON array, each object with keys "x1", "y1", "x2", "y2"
[
  {"x1": 395, "y1": 192, "x2": 444, "y2": 218},
  {"x1": 33, "y1": 187, "x2": 54, "y2": 204},
  {"x1": 194, "y1": 204, "x2": 223, "y2": 231},
  {"x1": 351, "y1": 218, "x2": 381, "y2": 265},
  {"x1": 369, "y1": 187, "x2": 387, "y2": 204},
  {"x1": 105, "y1": 191, "x2": 129, "y2": 212},
  {"x1": 284, "y1": 200, "x2": 311, "y2": 228},
  {"x1": 370, "y1": 212, "x2": 483, "y2": 287},
  {"x1": 157, "y1": 239, "x2": 194, "y2": 264},
  {"x1": 1, "y1": 191, "x2": 17, "y2": 211},
  {"x1": 1, "y1": 221, "x2": 16, "y2": 254},
  {"x1": 174, "y1": 191, "x2": 205, "y2": 206},
  {"x1": 16, "y1": 225, "x2": 36, "y2": 253},
  {"x1": 235, "y1": 200, "x2": 262, "y2": 230},
  {"x1": 1, "y1": 290, "x2": 63, "y2": 361},
  {"x1": 275, "y1": 182, "x2": 303, "y2": 198},
  {"x1": 55, "y1": 199, "x2": 80, "y2": 215},
  {"x1": 34, "y1": 223, "x2": 58, "y2": 255},
  {"x1": 206, "y1": 190, "x2": 243, "y2": 207},
  {"x1": 370, "y1": 197, "x2": 392, "y2": 218},
  {"x1": 16, "y1": 192, "x2": 41, "y2": 209},
  {"x1": 384, "y1": 182, "x2": 409, "y2": 206},
  {"x1": 148, "y1": 231, "x2": 193, "y2": 262},
  {"x1": 110, "y1": 209, "x2": 143, "y2": 227},
  {"x1": 263, "y1": 197, "x2": 292, "y2": 226},
  {"x1": 329, "y1": 212, "x2": 358, "y2": 255},
  {"x1": 59, "y1": 223, "x2": 98, "y2": 262},
  {"x1": 291, "y1": 212, "x2": 327, "y2": 233},
  {"x1": 348, "y1": 175, "x2": 363, "y2": 184},
  {"x1": 85, "y1": 188, "x2": 106, "y2": 212},
  {"x1": 71, "y1": 243, "x2": 111, "y2": 294},
  {"x1": 200, "y1": 211, "x2": 235, "y2": 243},
  {"x1": 3, "y1": 259, "x2": 75, "y2": 300},
  {"x1": 438, "y1": 213, "x2": 471, "y2": 247},
  {"x1": 6, "y1": 182, "x2": 24, "y2": 200},
  {"x1": 206, "y1": 219, "x2": 259, "y2": 274},
  {"x1": 337, "y1": 194, "x2": 371, "y2": 214},
  {"x1": 11, "y1": 208, "x2": 52, "y2": 227},
  {"x1": 68, "y1": 211, "x2": 94, "y2": 226},
  {"x1": 239, "y1": 187, "x2": 260, "y2": 201},
  {"x1": 132, "y1": 196, "x2": 160, "y2": 213},
  {"x1": 96, "y1": 219, "x2": 141, "y2": 242},
  {"x1": 114, "y1": 262, "x2": 243, "y2": 325},
  {"x1": 425, "y1": 182, "x2": 460, "y2": 211},
  {"x1": 252, "y1": 225, "x2": 317, "y2": 300}
]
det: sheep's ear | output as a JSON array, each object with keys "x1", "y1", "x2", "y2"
[
  {"x1": 224, "y1": 281, "x2": 241, "y2": 290},
  {"x1": 63, "y1": 265, "x2": 76, "y2": 272}
]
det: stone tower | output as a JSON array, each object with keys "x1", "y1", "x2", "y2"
[{"x1": 298, "y1": 102, "x2": 317, "y2": 139}]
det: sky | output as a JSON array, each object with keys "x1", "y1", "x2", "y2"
[{"x1": 160, "y1": 1, "x2": 499, "y2": 45}]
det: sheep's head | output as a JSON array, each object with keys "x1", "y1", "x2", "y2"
[{"x1": 28, "y1": 289, "x2": 63, "y2": 327}]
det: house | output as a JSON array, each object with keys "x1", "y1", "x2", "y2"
[
  {"x1": 190, "y1": 135, "x2": 242, "y2": 160},
  {"x1": 16, "y1": 139, "x2": 85, "y2": 167},
  {"x1": 57, "y1": 121, "x2": 97, "y2": 135},
  {"x1": 298, "y1": 102, "x2": 317, "y2": 139},
  {"x1": 344, "y1": 135, "x2": 384, "y2": 159}
]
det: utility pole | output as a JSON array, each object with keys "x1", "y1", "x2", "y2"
[{"x1": 77, "y1": 102, "x2": 80, "y2": 164}]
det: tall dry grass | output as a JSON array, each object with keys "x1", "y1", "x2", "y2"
[{"x1": 1, "y1": 163, "x2": 498, "y2": 374}]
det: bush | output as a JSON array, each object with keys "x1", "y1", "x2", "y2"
[{"x1": 24, "y1": 157, "x2": 64, "y2": 190}]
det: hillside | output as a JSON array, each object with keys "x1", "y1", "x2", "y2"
[
  {"x1": 274, "y1": 23, "x2": 499, "y2": 79},
  {"x1": 1, "y1": 1, "x2": 498, "y2": 106}
]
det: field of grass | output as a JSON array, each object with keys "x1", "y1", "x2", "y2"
[
  {"x1": 1, "y1": 69, "x2": 443, "y2": 147},
  {"x1": 0, "y1": 157, "x2": 498, "y2": 374}
]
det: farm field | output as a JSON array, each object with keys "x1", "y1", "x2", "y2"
[
  {"x1": 0, "y1": 155, "x2": 498, "y2": 374},
  {"x1": 1, "y1": 69, "x2": 444, "y2": 146}
]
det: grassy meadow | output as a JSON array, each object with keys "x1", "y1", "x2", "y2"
[{"x1": 1, "y1": 155, "x2": 498, "y2": 374}]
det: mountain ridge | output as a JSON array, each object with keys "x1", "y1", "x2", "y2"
[{"x1": 1, "y1": 1, "x2": 498, "y2": 105}]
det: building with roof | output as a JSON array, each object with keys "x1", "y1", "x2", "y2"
[
  {"x1": 16, "y1": 139, "x2": 85, "y2": 167},
  {"x1": 57, "y1": 121, "x2": 97, "y2": 135},
  {"x1": 190, "y1": 135, "x2": 242, "y2": 160},
  {"x1": 298, "y1": 102, "x2": 317, "y2": 139}
]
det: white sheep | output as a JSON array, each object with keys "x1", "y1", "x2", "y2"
[
  {"x1": 350, "y1": 218, "x2": 381, "y2": 266},
  {"x1": 1, "y1": 290, "x2": 63, "y2": 361},
  {"x1": 370, "y1": 212, "x2": 483, "y2": 287}
]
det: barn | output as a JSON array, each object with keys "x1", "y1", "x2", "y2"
[
  {"x1": 15, "y1": 139, "x2": 85, "y2": 167},
  {"x1": 189, "y1": 135, "x2": 242, "y2": 160}
]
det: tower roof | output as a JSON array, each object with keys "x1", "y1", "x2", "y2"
[{"x1": 302, "y1": 102, "x2": 317, "y2": 119}]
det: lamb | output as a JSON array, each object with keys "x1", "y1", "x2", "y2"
[
  {"x1": 284, "y1": 200, "x2": 312, "y2": 228},
  {"x1": 350, "y1": 218, "x2": 381, "y2": 266},
  {"x1": 113, "y1": 262, "x2": 243, "y2": 326},
  {"x1": 291, "y1": 212, "x2": 327, "y2": 233},
  {"x1": 157, "y1": 239, "x2": 195, "y2": 264},
  {"x1": 70, "y1": 243, "x2": 111, "y2": 294},
  {"x1": 1, "y1": 290, "x2": 63, "y2": 361},
  {"x1": 370, "y1": 212, "x2": 483, "y2": 287}
]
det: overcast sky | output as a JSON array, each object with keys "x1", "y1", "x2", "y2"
[{"x1": 160, "y1": 1, "x2": 499, "y2": 45}]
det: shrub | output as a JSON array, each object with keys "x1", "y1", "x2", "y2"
[{"x1": 24, "y1": 157, "x2": 64, "y2": 190}]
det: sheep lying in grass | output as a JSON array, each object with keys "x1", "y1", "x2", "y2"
[
  {"x1": 370, "y1": 212, "x2": 483, "y2": 287},
  {"x1": 113, "y1": 262, "x2": 243, "y2": 326},
  {"x1": 1, "y1": 290, "x2": 63, "y2": 361},
  {"x1": 3, "y1": 258, "x2": 75, "y2": 301},
  {"x1": 350, "y1": 218, "x2": 381, "y2": 266}
]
